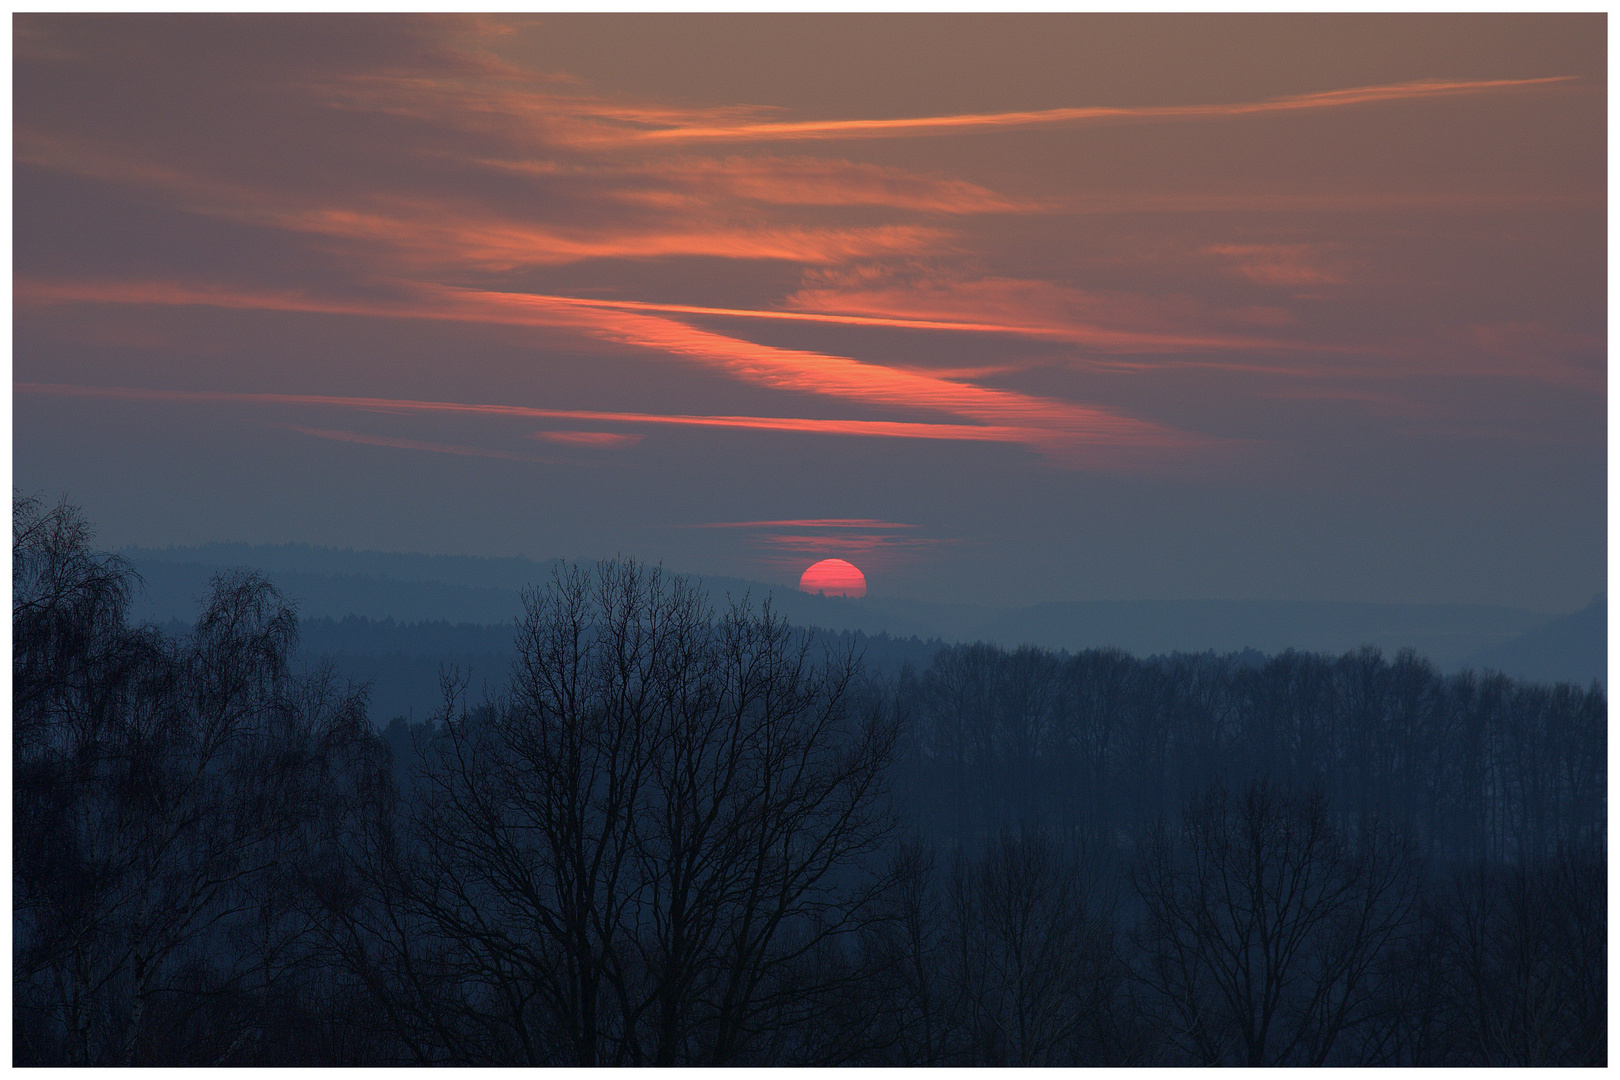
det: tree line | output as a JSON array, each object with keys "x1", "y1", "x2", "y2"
[
  {"x1": 14, "y1": 497, "x2": 1605, "y2": 1065},
  {"x1": 890, "y1": 638, "x2": 1605, "y2": 867}
]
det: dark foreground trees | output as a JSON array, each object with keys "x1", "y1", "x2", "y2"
[
  {"x1": 333, "y1": 560, "x2": 898, "y2": 1065},
  {"x1": 857, "y1": 827, "x2": 1125, "y2": 1066},
  {"x1": 1397, "y1": 848, "x2": 1607, "y2": 1065},
  {"x1": 13, "y1": 500, "x2": 1604, "y2": 1066},
  {"x1": 13, "y1": 496, "x2": 388, "y2": 1065},
  {"x1": 1130, "y1": 781, "x2": 1421, "y2": 1065}
]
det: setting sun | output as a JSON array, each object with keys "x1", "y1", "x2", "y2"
[{"x1": 799, "y1": 558, "x2": 866, "y2": 598}]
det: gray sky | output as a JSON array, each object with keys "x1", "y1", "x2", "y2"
[{"x1": 13, "y1": 14, "x2": 1605, "y2": 610}]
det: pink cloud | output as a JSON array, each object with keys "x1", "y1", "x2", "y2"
[
  {"x1": 1204, "y1": 243, "x2": 1352, "y2": 287},
  {"x1": 258, "y1": 198, "x2": 948, "y2": 270},
  {"x1": 681, "y1": 518, "x2": 917, "y2": 529},
  {"x1": 479, "y1": 154, "x2": 1036, "y2": 213},
  {"x1": 18, "y1": 282, "x2": 1220, "y2": 461},
  {"x1": 14, "y1": 381, "x2": 1048, "y2": 447},
  {"x1": 1464, "y1": 323, "x2": 1605, "y2": 391},
  {"x1": 529, "y1": 430, "x2": 644, "y2": 447}
]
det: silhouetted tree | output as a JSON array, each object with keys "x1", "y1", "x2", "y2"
[
  {"x1": 386, "y1": 560, "x2": 897, "y2": 1065},
  {"x1": 16, "y1": 499, "x2": 1604, "y2": 1067},
  {"x1": 1438, "y1": 849, "x2": 1606, "y2": 1065},
  {"x1": 1130, "y1": 780, "x2": 1421, "y2": 1066},
  {"x1": 942, "y1": 827, "x2": 1121, "y2": 1065},
  {"x1": 13, "y1": 496, "x2": 387, "y2": 1065}
]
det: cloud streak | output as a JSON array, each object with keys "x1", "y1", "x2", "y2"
[
  {"x1": 17, "y1": 275, "x2": 1303, "y2": 356},
  {"x1": 16, "y1": 282, "x2": 1218, "y2": 458},
  {"x1": 14, "y1": 19, "x2": 1598, "y2": 512},
  {"x1": 616, "y1": 77, "x2": 1575, "y2": 144},
  {"x1": 285, "y1": 425, "x2": 566, "y2": 464},
  {"x1": 477, "y1": 154, "x2": 1037, "y2": 213},
  {"x1": 680, "y1": 518, "x2": 918, "y2": 529},
  {"x1": 321, "y1": 64, "x2": 1573, "y2": 151},
  {"x1": 14, "y1": 382, "x2": 1080, "y2": 449},
  {"x1": 530, "y1": 430, "x2": 644, "y2": 447},
  {"x1": 524, "y1": 300, "x2": 1203, "y2": 453}
]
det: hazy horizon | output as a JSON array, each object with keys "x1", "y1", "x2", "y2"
[{"x1": 113, "y1": 535, "x2": 1595, "y2": 617}]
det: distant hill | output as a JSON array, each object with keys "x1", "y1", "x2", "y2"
[
  {"x1": 1458, "y1": 595, "x2": 1606, "y2": 688},
  {"x1": 119, "y1": 545, "x2": 959, "y2": 638},
  {"x1": 122, "y1": 542, "x2": 1566, "y2": 679},
  {"x1": 968, "y1": 598, "x2": 1549, "y2": 670}
]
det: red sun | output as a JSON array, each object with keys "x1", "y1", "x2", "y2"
[{"x1": 799, "y1": 558, "x2": 866, "y2": 598}]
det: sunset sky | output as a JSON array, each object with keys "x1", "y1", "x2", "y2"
[{"x1": 13, "y1": 14, "x2": 1606, "y2": 610}]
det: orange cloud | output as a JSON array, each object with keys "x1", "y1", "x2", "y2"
[
  {"x1": 268, "y1": 199, "x2": 946, "y2": 270},
  {"x1": 466, "y1": 287, "x2": 1299, "y2": 353},
  {"x1": 618, "y1": 77, "x2": 1576, "y2": 145},
  {"x1": 323, "y1": 66, "x2": 1572, "y2": 151},
  {"x1": 316, "y1": 69, "x2": 777, "y2": 149},
  {"x1": 13, "y1": 382, "x2": 1045, "y2": 446},
  {"x1": 17, "y1": 282, "x2": 1217, "y2": 458},
  {"x1": 16, "y1": 276, "x2": 1335, "y2": 389},
  {"x1": 781, "y1": 275, "x2": 1316, "y2": 354},
  {"x1": 479, "y1": 154, "x2": 1036, "y2": 213},
  {"x1": 14, "y1": 131, "x2": 952, "y2": 271},
  {"x1": 522, "y1": 300, "x2": 1202, "y2": 451}
]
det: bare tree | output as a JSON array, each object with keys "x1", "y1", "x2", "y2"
[
  {"x1": 1130, "y1": 780, "x2": 1420, "y2": 1066},
  {"x1": 394, "y1": 559, "x2": 897, "y2": 1065},
  {"x1": 1440, "y1": 849, "x2": 1606, "y2": 1065},
  {"x1": 942, "y1": 826, "x2": 1121, "y2": 1065},
  {"x1": 13, "y1": 497, "x2": 386, "y2": 1066}
]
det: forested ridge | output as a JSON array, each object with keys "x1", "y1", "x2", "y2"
[{"x1": 15, "y1": 498, "x2": 1606, "y2": 1066}]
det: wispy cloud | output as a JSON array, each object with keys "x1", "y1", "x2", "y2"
[
  {"x1": 680, "y1": 518, "x2": 918, "y2": 529},
  {"x1": 680, "y1": 516, "x2": 953, "y2": 576},
  {"x1": 1462, "y1": 322, "x2": 1605, "y2": 392},
  {"x1": 14, "y1": 132, "x2": 954, "y2": 271},
  {"x1": 755, "y1": 532, "x2": 950, "y2": 551},
  {"x1": 284, "y1": 425, "x2": 566, "y2": 464},
  {"x1": 14, "y1": 21, "x2": 1596, "y2": 500},
  {"x1": 615, "y1": 77, "x2": 1575, "y2": 145},
  {"x1": 1205, "y1": 243, "x2": 1352, "y2": 287},
  {"x1": 267, "y1": 200, "x2": 947, "y2": 270},
  {"x1": 750, "y1": 531, "x2": 957, "y2": 577},
  {"x1": 780, "y1": 274, "x2": 1332, "y2": 355},
  {"x1": 17, "y1": 284, "x2": 1218, "y2": 459},
  {"x1": 324, "y1": 66, "x2": 1572, "y2": 150},
  {"x1": 13, "y1": 382, "x2": 1076, "y2": 449},
  {"x1": 519, "y1": 300, "x2": 1205, "y2": 454},
  {"x1": 478, "y1": 154, "x2": 1037, "y2": 213},
  {"x1": 529, "y1": 430, "x2": 644, "y2": 447},
  {"x1": 13, "y1": 274, "x2": 1341, "y2": 387}
]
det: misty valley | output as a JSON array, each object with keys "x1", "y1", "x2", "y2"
[{"x1": 14, "y1": 498, "x2": 1606, "y2": 1067}]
